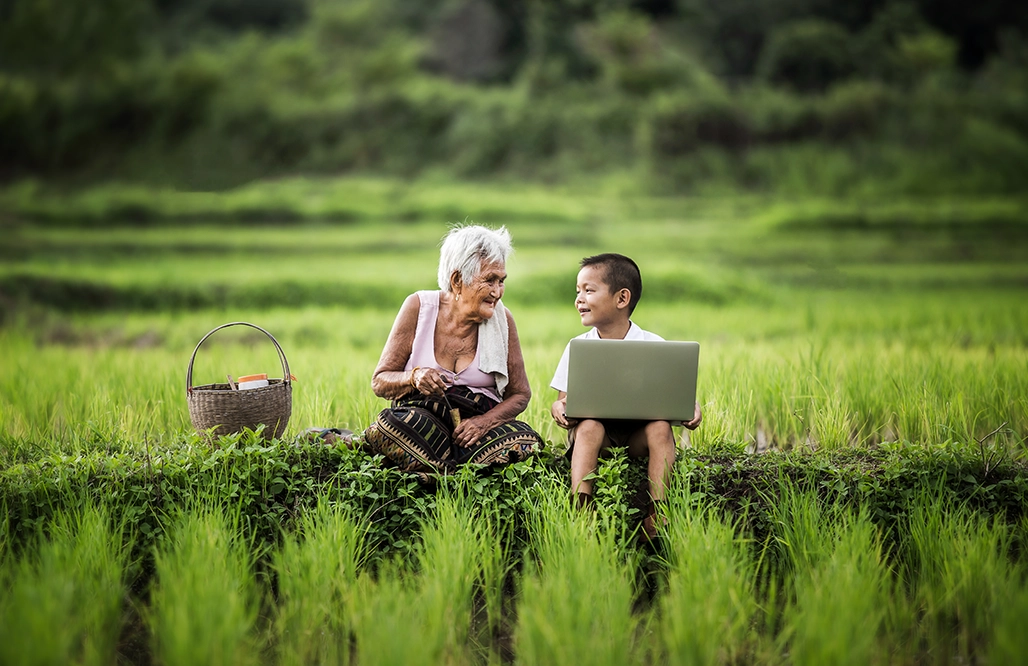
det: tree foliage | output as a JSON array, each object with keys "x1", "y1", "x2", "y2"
[
  {"x1": 0, "y1": 0, "x2": 1025, "y2": 185},
  {"x1": 757, "y1": 19, "x2": 856, "y2": 92},
  {"x1": 0, "y1": 0, "x2": 155, "y2": 79}
]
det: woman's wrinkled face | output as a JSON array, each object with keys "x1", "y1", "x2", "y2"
[{"x1": 461, "y1": 260, "x2": 506, "y2": 321}]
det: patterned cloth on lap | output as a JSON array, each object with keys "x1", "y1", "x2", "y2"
[{"x1": 364, "y1": 386, "x2": 541, "y2": 481}]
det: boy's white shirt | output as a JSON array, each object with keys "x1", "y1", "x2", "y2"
[{"x1": 549, "y1": 321, "x2": 664, "y2": 393}]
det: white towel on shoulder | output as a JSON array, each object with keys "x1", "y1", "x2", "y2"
[{"x1": 478, "y1": 299, "x2": 509, "y2": 397}]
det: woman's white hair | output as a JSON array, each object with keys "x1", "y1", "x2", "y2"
[{"x1": 437, "y1": 224, "x2": 513, "y2": 292}]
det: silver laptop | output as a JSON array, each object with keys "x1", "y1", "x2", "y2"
[{"x1": 564, "y1": 339, "x2": 699, "y2": 422}]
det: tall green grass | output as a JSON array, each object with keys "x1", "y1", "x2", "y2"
[
  {"x1": 658, "y1": 490, "x2": 755, "y2": 665},
  {"x1": 2, "y1": 291, "x2": 1024, "y2": 463},
  {"x1": 987, "y1": 544, "x2": 1028, "y2": 664},
  {"x1": 768, "y1": 482, "x2": 849, "y2": 575},
  {"x1": 2, "y1": 186, "x2": 1027, "y2": 664},
  {"x1": 3, "y1": 191, "x2": 1027, "y2": 458},
  {"x1": 784, "y1": 510, "x2": 889, "y2": 666},
  {"x1": 352, "y1": 570, "x2": 430, "y2": 666},
  {"x1": 0, "y1": 505, "x2": 127, "y2": 666},
  {"x1": 149, "y1": 506, "x2": 262, "y2": 666},
  {"x1": 904, "y1": 488, "x2": 1019, "y2": 658},
  {"x1": 350, "y1": 492, "x2": 486, "y2": 665},
  {"x1": 515, "y1": 488, "x2": 640, "y2": 666},
  {"x1": 1, "y1": 464, "x2": 1025, "y2": 664},
  {"x1": 273, "y1": 501, "x2": 367, "y2": 666},
  {"x1": 412, "y1": 494, "x2": 483, "y2": 663}
]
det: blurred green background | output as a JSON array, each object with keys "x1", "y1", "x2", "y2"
[{"x1": 1, "y1": 0, "x2": 1026, "y2": 193}]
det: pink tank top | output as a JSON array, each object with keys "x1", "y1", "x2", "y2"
[{"x1": 405, "y1": 291, "x2": 501, "y2": 403}]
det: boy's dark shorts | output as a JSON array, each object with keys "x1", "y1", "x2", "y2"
[{"x1": 565, "y1": 418, "x2": 651, "y2": 457}]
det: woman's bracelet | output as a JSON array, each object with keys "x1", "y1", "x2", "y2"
[{"x1": 409, "y1": 367, "x2": 421, "y2": 389}]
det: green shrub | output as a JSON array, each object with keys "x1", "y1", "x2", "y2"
[
  {"x1": 0, "y1": 75, "x2": 43, "y2": 167},
  {"x1": 740, "y1": 85, "x2": 821, "y2": 143},
  {"x1": 894, "y1": 31, "x2": 959, "y2": 85},
  {"x1": 757, "y1": 19, "x2": 856, "y2": 93},
  {"x1": 219, "y1": 88, "x2": 459, "y2": 173},
  {"x1": 2, "y1": 434, "x2": 1026, "y2": 588},
  {"x1": 0, "y1": 56, "x2": 222, "y2": 173},
  {"x1": 976, "y1": 31, "x2": 1028, "y2": 136},
  {"x1": 817, "y1": 80, "x2": 894, "y2": 141},
  {"x1": 443, "y1": 93, "x2": 539, "y2": 176},
  {"x1": 951, "y1": 117, "x2": 1028, "y2": 193},
  {"x1": 0, "y1": 0, "x2": 154, "y2": 79},
  {"x1": 442, "y1": 88, "x2": 640, "y2": 177},
  {"x1": 645, "y1": 91, "x2": 750, "y2": 158},
  {"x1": 154, "y1": 52, "x2": 225, "y2": 140},
  {"x1": 578, "y1": 10, "x2": 722, "y2": 98}
]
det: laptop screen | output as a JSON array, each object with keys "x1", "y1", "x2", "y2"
[{"x1": 564, "y1": 339, "x2": 699, "y2": 422}]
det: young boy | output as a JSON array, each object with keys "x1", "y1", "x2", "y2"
[{"x1": 550, "y1": 253, "x2": 702, "y2": 538}]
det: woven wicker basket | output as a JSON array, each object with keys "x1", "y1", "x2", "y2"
[{"x1": 186, "y1": 322, "x2": 292, "y2": 440}]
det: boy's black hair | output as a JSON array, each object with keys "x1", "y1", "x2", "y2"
[{"x1": 580, "y1": 253, "x2": 642, "y2": 315}]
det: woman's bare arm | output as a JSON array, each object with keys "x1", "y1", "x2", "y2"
[
  {"x1": 498, "y1": 310, "x2": 532, "y2": 417},
  {"x1": 371, "y1": 294, "x2": 424, "y2": 400}
]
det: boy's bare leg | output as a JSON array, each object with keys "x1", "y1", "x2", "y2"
[
  {"x1": 627, "y1": 420, "x2": 676, "y2": 501},
  {"x1": 628, "y1": 421, "x2": 676, "y2": 540},
  {"x1": 570, "y1": 419, "x2": 607, "y2": 497}
]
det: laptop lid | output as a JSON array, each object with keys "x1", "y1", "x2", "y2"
[{"x1": 564, "y1": 339, "x2": 699, "y2": 422}]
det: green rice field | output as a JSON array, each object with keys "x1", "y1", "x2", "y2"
[{"x1": 1, "y1": 177, "x2": 1027, "y2": 664}]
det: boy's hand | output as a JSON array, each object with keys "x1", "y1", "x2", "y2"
[
  {"x1": 683, "y1": 401, "x2": 703, "y2": 430},
  {"x1": 551, "y1": 397, "x2": 578, "y2": 429}
]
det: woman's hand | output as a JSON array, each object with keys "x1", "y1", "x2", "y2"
[
  {"x1": 453, "y1": 414, "x2": 497, "y2": 448},
  {"x1": 410, "y1": 367, "x2": 449, "y2": 396}
]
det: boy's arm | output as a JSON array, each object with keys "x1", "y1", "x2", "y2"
[
  {"x1": 551, "y1": 391, "x2": 578, "y2": 429},
  {"x1": 549, "y1": 341, "x2": 575, "y2": 428},
  {"x1": 682, "y1": 401, "x2": 702, "y2": 430}
]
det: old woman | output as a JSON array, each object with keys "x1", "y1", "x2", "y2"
[{"x1": 364, "y1": 225, "x2": 542, "y2": 478}]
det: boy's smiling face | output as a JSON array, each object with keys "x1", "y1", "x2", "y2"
[{"x1": 575, "y1": 265, "x2": 630, "y2": 329}]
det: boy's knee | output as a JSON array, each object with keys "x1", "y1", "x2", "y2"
[
  {"x1": 573, "y1": 419, "x2": 606, "y2": 448},
  {"x1": 578, "y1": 418, "x2": 604, "y2": 434},
  {"x1": 645, "y1": 420, "x2": 675, "y2": 447}
]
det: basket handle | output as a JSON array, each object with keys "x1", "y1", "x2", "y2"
[{"x1": 186, "y1": 321, "x2": 292, "y2": 393}]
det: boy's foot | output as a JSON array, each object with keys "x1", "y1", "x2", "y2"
[
  {"x1": 640, "y1": 513, "x2": 663, "y2": 542},
  {"x1": 575, "y1": 492, "x2": 595, "y2": 511},
  {"x1": 639, "y1": 501, "x2": 668, "y2": 544}
]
